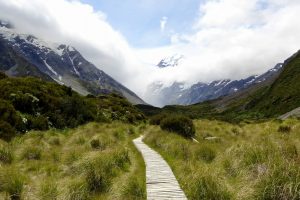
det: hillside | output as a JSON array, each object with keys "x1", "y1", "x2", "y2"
[
  {"x1": 0, "y1": 23, "x2": 145, "y2": 105},
  {"x1": 0, "y1": 72, "x2": 145, "y2": 141},
  {"x1": 139, "y1": 50, "x2": 300, "y2": 122},
  {"x1": 246, "y1": 50, "x2": 300, "y2": 117}
]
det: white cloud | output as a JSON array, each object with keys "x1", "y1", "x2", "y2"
[
  {"x1": 0, "y1": 0, "x2": 300, "y2": 106},
  {"x1": 135, "y1": 0, "x2": 300, "y2": 105},
  {"x1": 160, "y1": 16, "x2": 168, "y2": 32},
  {"x1": 0, "y1": 0, "x2": 143, "y2": 93}
]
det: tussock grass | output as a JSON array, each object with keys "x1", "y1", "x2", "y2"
[
  {"x1": 39, "y1": 179, "x2": 59, "y2": 200},
  {"x1": 144, "y1": 118, "x2": 300, "y2": 199},
  {"x1": 21, "y1": 146, "x2": 42, "y2": 160},
  {"x1": 0, "y1": 168, "x2": 26, "y2": 200},
  {"x1": 0, "y1": 145, "x2": 13, "y2": 164},
  {"x1": 0, "y1": 122, "x2": 146, "y2": 199}
]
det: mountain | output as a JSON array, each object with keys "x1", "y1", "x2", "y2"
[
  {"x1": 0, "y1": 22, "x2": 145, "y2": 104},
  {"x1": 146, "y1": 63, "x2": 283, "y2": 107},
  {"x1": 157, "y1": 54, "x2": 184, "y2": 68},
  {"x1": 141, "y1": 50, "x2": 300, "y2": 122},
  {"x1": 245, "y1": 50, "x2": 300, "y2": 117}
]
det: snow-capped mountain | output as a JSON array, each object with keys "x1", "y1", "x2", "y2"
[
  {"x1": 146, "y1": 63, "x2": 283, "y2": 107},
  {"x1": 0, "y1": 21, "x2": 145, "y2": 104},
  {"x1": 157, "y1": 54, "x2": 184, "y2": 68}
]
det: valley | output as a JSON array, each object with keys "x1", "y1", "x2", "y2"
[{"x1": 1, "y1": 1, "x2": 300, "y2": 199}]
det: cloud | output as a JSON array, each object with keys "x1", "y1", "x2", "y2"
[
  {"x1": 0, "y1": 0, "x2": 300, "y2": 106},
  {"x1": 160, "y1": 16, "x2": 168, "y2": 32},
  {"x1": 0, "y1": 0, "x2": 143, "y2": 93},
  {"x1": 135, "y1": 0, "x2": 300, "y2": 105}
]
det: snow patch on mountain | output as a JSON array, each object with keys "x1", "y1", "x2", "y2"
[{"x1": 157, "y1": 54, "x2": 184, "y2": 68}]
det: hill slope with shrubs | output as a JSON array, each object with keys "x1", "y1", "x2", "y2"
[{"x1": 0, "y1": 72, "x2": 145, "y2": 141}]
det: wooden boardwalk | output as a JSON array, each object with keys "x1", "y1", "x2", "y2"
[{"x1": 133, "y1": 136, "x2": 187, "y2": 200}]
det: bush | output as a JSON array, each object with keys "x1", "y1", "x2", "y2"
[
  {"x1": 278, "y1": 125, "x2": 291, "y2": 133},
  {"x1": 0, "y1": 145, "x2": 13, "y2": 164},
  {"x1": 195, "y1": 146, "x2": 216, "y2": 163},
  {"x1": 0, "y1": 120, "x2": 16, "y2": 141},
  {"x1": 0, "y1": 72, "x2": 7, "y2": 79},
  {"x1": 21, "y1": 146, "x2": 42, "y2": 160},
  {"x1": 0, "y1": 100, "x2": 24, "y2": 133},
  {"x1": 149, "y1": 114, "x2": 167, "y2": 125},
  {"x1": 160, "y1": 115, "x2": 195, "y2": 138},
  {"x1": 28, "y1": 115, "x2": 49, "y2": 131}
]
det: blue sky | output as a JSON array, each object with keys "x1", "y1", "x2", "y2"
[{"x1": 81, "y1": 0, "x2": 202, "y2": 48}]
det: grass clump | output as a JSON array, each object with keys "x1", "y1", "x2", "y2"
[
  {"x1": 194, "y1": 145, "x2": 216, "y2": 163},
  {"x1": 122, "y1": 177, "x2": 146, "y2": 200},
  {"x1": 21, "y1": 146, "x2": 42, "y2": 160},
  {"x1": 188, "y1": 173, "x2": 231, "y2": 200},
  {"x1": 254, "y1": 162, "x2": 300, "y2": 200},
  {"x1": 160, "y1": 115, "x2": 195, "y2": 138},
  {"x1": 66, "y1": 179, "x2": 90, "y2": 200},
  {"x1": 90, "y1": 138, "x2": 100, "y2": 149},
  {"x1": 39, "y1": 180, "x2": 59, "y2": 200},
  {"x1": 89, "y1": 138, "x2": 107, "y2": 150},
  {"x1": 0, "y1": 145, "x2": 13, "y2": 164},
  {"x1": 0, "y1": 169, "x2": 26, "y2": 200},
  {"x1": 82, "y1": 148, "x2": 130, "y2": 193},
  {"x1": 278, "y1": 125, "x2": 291, "y2": 133}
]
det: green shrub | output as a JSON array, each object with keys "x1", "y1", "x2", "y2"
[
  {"x1": 28, "y1": 115, "x2": 49, "y2": 131},
  {"x1": 0, "y1": 72, "x2": 7, "y2": 79},
  {"x1": 0, "y1": 145, "x2": 13, "y2": 164},
  {"x1": 149, "y1": 113, "x2": 167, "y2": 125},
  {"x1": 0, "y1": 120, "x2": 16, "y2": 141},
  {"x1": 278, "y1": 125, "x2": 291, "y2": 133},
  {"x1": 10, "y1": 92, "x2": 39, "y2": 114},
  {"x1": 160, "y1": 115, "x2": 195, "y2": 138},
  {"x1": 195, "y1": 146, "x2": 216, "y2": 163},
  {"x1": 0, "y1": 99, "x2": 24, "y2": 133},
  {"x1": 21, "y1": 146, "x2": 42, "y2": 160},
  {"x1": 189, "y1": 174, "x2": 231, "y2": 200}
]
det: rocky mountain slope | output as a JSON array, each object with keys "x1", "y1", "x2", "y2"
[
  {"x1": 0, "y1": 22, "x2": 145, "y2": 104},
  {"x1": 146, "y1": 63, "x2": 283, "y2": 106}
]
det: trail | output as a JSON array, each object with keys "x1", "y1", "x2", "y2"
[{"x1": 133, "y1": 136, "x2": 187, "y2": 200}]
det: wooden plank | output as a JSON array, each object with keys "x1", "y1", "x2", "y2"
[{"x1": 133, "y1": 136, "x2": 187, "y2": 200}]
